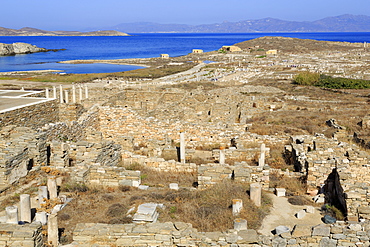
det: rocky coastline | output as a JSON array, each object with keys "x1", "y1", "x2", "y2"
[{"x1": 0, "y1": 42, "x2": 64, "y2": 56}]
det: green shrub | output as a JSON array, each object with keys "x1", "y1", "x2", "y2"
[
  {"x1": 293, "y1": 72, "x2": 320, "y2": 85},
  {"x1": 294, "y1": 72, "x2": 370, "y2": 89}
]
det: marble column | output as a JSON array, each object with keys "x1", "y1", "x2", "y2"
[
  {"x1": 20, "y1": 194, "x2": 31, "y2": 223},
  {"x1": 59, "y1": 85, "x2": 63, "y2": 103},
  {"x1": 219, "y1": 146, "x2": 225, "y2": 165},
  {"x1": 232, "y1": 199, "x2": 243, "y2": 216},
  {"x1": 180, "y1": 131, "x2": 185, "y2": 163},
  {"x1": 6, "y1": 206, "x2": 18, "y2": 224},
  {"x1": 47, "y1": 177, "x2": 58, "y2": 199},
  {"x1": 250, "y1": 183, "x2": 262, "y2": 207}
]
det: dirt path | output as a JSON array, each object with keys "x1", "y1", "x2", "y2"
[{"x1": 258, "y1": 194, "x2": 323, "y2": 236}]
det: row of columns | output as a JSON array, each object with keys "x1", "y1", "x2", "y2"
[
  {"x1": 45, "y1": 85, "x2": 89, "y2": 104},
  {"x1": 179, "y1": 131, "x2": 226, "y2": 165},
  {"x1": 5, "y1": 176, "x2": 61, "y2": 246}
]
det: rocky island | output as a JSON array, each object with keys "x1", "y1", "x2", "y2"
[
  {"x1": 0, "y1": 42, "x2": 64, "y2": 56},
  {"x1": 0, "y1": 27, "x2": 130, "y2": 36}
]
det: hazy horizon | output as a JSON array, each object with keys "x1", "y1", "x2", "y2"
[{"x1": 2, "y1": 0, "x2": 370, "y2": 31}]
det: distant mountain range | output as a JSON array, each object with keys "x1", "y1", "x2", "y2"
[
  {"x1": 111, "y1": 14, "x2": 370, "y2": 33},
  {"x1": 0, "y1": 27, "x2": 129, "y2": 36},
  {"x1": 1, "y1": 14, "x2": 369, "y2": 35}
]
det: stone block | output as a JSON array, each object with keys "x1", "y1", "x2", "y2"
[
  {"x1": 306, "y1": 205, "x2": 315, "y2": 214},
  {"x1": 319, "y1": 237, "x2": 337, "y2": 247},
  {"x1": 296, "y1": 209, "x2": 306, "y2": 219},
  {"x1": 169, "y1": 183, "x2": 179, "y2": 190},
  {"x1": 234, "y1": 218, "x2": 247, "y2": 231},
  {"x1": 291, "y1": 224, "x2": 312, "y2": 237},
  {"x1": 237, "y1": 229, "x2": 258, "y2": 244},
  {"x1": 275, "y1": 225, "x2": 290, "y2": 235},
  {"x1": 275, "y1": 188, "x2": 286, "y2": 197},
  {"x1": 357, "y1": 206, "x2": 370, "y2": 214},
  {"x1": 312, "y1": 225, "x2": 330, "y2": 237}
]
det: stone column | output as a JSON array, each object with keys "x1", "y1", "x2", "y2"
[
  {"x1": 20, "y1": 194, "x2": 31, "y2": 223},
  {"x1": 64, "y1": 90, "x2": 69, "y2": 104},
  {"x1": 219, "y1": 146, "x2": 225, "y2": 165},
  {"x1": 38, "y1": 186, "x2": 48, "y2": 207},
  {"x1": 85, "y1": 85, "x2": 88, "y2": 99},
  {"x1": 6, "y1": 206, "x2": 18, "y2": 224},
  {"x1": 35, "y1": 212, "x2": 48, "y2": 225},
  {"x1": 53, "y1": 86, "x2": 57, "y2": 98},
  {"x1": 59, "y1": 85, "x2": 63, "y2": 103},
  {"x1": 45, "y1": 88, "x2": 49, "y2": 98},
  {"x1": 72, "y1": 85, "x2": 76, "y2": 103},
  {"x1": 79, "y1": 86, "x2": 83, "y2": 102},
  {"x1": 47, "y1": 177, "x2": 58, "y2": 199},
  {"x1": 48, "y1": 213, "x2": 59, "y2": 246},
  {"x1": 258, "y1": 143, "x2": 266, "y2": 167},
  {"x1": 180, "y1": 130, "x2": 185, "y2": 163},
  {"x1": 232, "y1": 199, "x2": 243, "y2": 216},
  {"x1": 250, "y1": 183, "x2": 262, "y2": 207}
]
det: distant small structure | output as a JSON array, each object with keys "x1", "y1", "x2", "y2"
[
  {"x1": 220, "y1": 46, "x2": 242, "y2": 52},
  {"x1": 266, "y1": 49, "x2": 278, "y2": 55},
  {"x1": 160, "y1": 54, "x2": 169, "y2": 59},
  {"x1": 192, "y1": 49, "x2": 203, "y2": 53}
]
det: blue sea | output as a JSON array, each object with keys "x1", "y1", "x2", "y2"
[{"x1": 1, "y1": 32, "x2": 370, "y2": 74}]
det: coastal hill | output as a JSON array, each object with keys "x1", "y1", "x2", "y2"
[
  {"x1": 233, "y1": 36, "x2": 363, "y2": 53},
  {"x1": 0, "y1": 27, "x2": 129, "y2": 36},
  {"x1": 111, "y1": 14, "x2": 370, "y2": 33}
]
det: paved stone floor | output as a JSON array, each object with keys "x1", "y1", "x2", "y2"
[{"x1": 0, "y1": 90, "x2": 53, "y2": 113}]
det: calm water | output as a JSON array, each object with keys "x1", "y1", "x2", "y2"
[{"x1": 1, "y1": 32, "x2": 370, "y2": 74}]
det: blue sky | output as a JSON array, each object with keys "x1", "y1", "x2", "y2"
[{"x1": 3, "y1": 0, "x2": 370, "y2": 30}]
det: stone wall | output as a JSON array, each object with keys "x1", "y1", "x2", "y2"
[
  {"x1": 71, "y1": 221, "x2": 370, "y2": 246},
  {"x1": 0, "y1": 99, "x2": 59, "y2": 130},
  {"x1": 0, "y1": 126, "x2": 48, "y2": 188},
  {"x1": 0, "y1": 222, "x2": 43, "y2": 247},
  {"x1": 98, "y1": 105, "x2": 283, "y2": 154},
  {"x1": 86, "y1": 165, "x2": 141, "y2": 187},
  {"x1": 42, "y1": 104, "x2": 99, "y2": 143},
  {"x1": 286, "y1": 134, "x2": 370, "y2": 217},
  {"x1": 58, "y1": 103, "x2": 86, "y2": 123},
  {"x1": 197, "y1": 163, "x2": 270, "y2": 190},
  {"x1": 121, "y1": 151, "x2": 197, "y2": 173}
]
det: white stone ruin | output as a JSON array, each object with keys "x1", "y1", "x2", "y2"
[
  {"x1": 296, "y1": 209, "x2": 307, "y2": 219},
  {"x1": 219, "y1": 146, "x2": 225, "y2": 165},
  {"x1": 306, "y1": 205, "x2": 315, "y2": 214},
  {"x1": 275, "y1": 188, "x2": 286, "y2": 197},
  {"x1": 6, "y1": 206, "x2": 18, "y2": 224},
  {"x1": 59, "y1": 85, "x2": 63, "y2": 103},
  {"x1": 47, "y1": 177, "x2": 58, "y2": 199},
  {"x1": 275, "y1": 225, "x2": 290, "y2": 235},
  {"x1": 38, "y1": 185, "x2": 48, "y2": 207},
  {"x1": 232, "y1": 199, "x2": 243, "y2": 216},
  {"x1": 169, "y1": 183, "x2": 179, "y2": 190},
  {"x1": 180, "y1": 130, "x2": 186, "y2": 163},
  {"x1": 234, "y1": 218, "x2": 248, "y2": 231},
  {"x1": 250, "y1": 183, "x2": 262, "y2": 207},
  {"x1": 35, "y1": 212, "x2": 48, "y2": 225},
  {"x1": 20, "y1": 194, "x2": 31, "y2": 223},
  {"x1": 258, "y1": 144, "x2": 266, "y2": 167},
  {"x1": 133, "y1": 203, "x2": 161, "y2": 223}
]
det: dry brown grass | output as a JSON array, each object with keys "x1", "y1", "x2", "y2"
[
  {"x1": 58, "y1": 179, "x2": 272, "y2": 244},
  {"x1": 269, "y1": 171, "x2": 306, "y2": 196}
]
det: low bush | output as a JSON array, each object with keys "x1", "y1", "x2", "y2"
[{"x1": 294, "y1": 72, "x2": 370, "y2": 89}]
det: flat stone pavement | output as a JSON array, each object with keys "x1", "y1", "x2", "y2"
[
  {"x1": 0, "y1": 90, "x2": 54, "y2": 113},
  {"x1": 258, "y1": 193, "x2": 323, "y2": 236}
]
